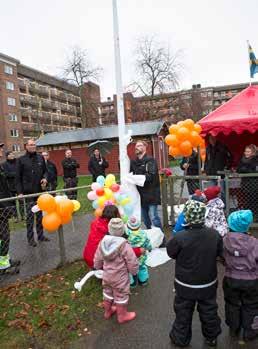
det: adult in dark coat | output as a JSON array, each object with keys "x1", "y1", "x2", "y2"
[
  {"x1": 204, "y1": 135, "x2": 232, "y2": 176},
  {"x1": 237, "y1": 144, "x2": 258, "y2": 221},
  {"x1": 88, "y1": 149, "x2": 109, "y2": 182},
  {"x1": 16, "y1": 139, "x2": 49, "y2": 247},
  {"x1": 2, "y1": 151, "x2": 18, "y2": 219},
  {"x1": 180, "y1": 150, "x2": 199, "y2": 195},
  {"x1": 130, "y1": 140, "x2": 162, "y2": 230},
  {"x1": 62, "y1": 149, "x2": 80, "y2": 200},
  {"x1": 0, "y1": 143, "x2": 20, "y2": 270},
  {"x1": 166, "y1": 200, "x2": 222, "y2": 347},
  {"x1": 42, "y1": 151, "x2": 57, "y2": 191}
]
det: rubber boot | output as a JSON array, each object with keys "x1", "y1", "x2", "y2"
[
  {"x1": 116, "y1": 304, "x2": 136, "y2": 324},
  {"x1": 103, "y1": 300, "x2": 116, "y2": 319}
]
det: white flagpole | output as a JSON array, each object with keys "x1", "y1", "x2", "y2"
[
  {"x1": 112, "y1": 0, "x2": 127, "y2": 185},
  {"x1": 247, "y1": 40, "x2": 252, "y2": 86}
]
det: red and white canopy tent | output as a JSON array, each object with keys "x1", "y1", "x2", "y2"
[{"x1": 199, "y1": 85, "x2": 258, "y2": 165}]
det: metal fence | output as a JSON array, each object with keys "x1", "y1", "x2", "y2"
[
  {"x1": 0, "y1": 185, "x2": 92, "y2": 284},
  {"x1": 160, "y1": 173, "x2": 258, "y2": 229}
]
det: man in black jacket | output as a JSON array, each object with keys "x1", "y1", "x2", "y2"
[
  {"x1": 62, "y1": 149, "x2": 80, "y2": 199},
  {"x1": 42, "y1": 151, "x2": 57, "y2": 191},
  {"x1": 204, "y1": 135, "x2": 232, "y2": 176},
  {"x1": 166, "y1": 200, "x2": 222, "y2": 347},
  {"x1": 130, "y1": 140, "x2": 162, "y2": 230},
  {"x1": 0, "y1": 143, "x2": 20, "y2": 271},
  {"x1": 16, "y1": 139, "x2": 49, "y2": 247},
  {"x1": 88, "y1": 148, "x2": 109, "y2": 182}
]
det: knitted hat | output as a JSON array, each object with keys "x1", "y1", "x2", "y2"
[
  {"x1": 183, "y1": 200, "x2": 206, "y2": 225},
  {"x1": 228, "y1": 210, "x2": 253, "y2": 233},
  {"x1": 127, "y1": 216, "x2": 141, "y2": 230},
  {"x1": 191, "y1": 189, "x2": 207, "y2": 203},
  {"x1": 204, "y1": 186, "x2": 221, "y2": 201},
  {"x1": 108, "y1": 218, "x2": 125, "y2": 237}
]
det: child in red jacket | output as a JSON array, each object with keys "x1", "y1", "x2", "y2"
[{"x1": 83, "y1": 205, "x2": 142, "y2": 268}]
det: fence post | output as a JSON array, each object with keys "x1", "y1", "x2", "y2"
[
  {"x1": 169, "y1": 176, "x2": 175, "y2": 226},
  {"x1": 224, "y1": 174, "x2": 230, "y2": 217},
  {"x1": 160, "y1": 175, "x2": 169, "y2": 228},
  {"x1": 58, "y1": 225, "x2": 66, "y2": 266}
]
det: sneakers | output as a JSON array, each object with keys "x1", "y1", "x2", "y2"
[
  {"x1": 138, "y1": 279, "x2": 149, "y2": 287},
  {"x1": 28, "y1": 240, "x2": 37, "y2": 247},
  {"x1": 38, "y1": 236, "x2": 50, "y2": 242},
  {"x1": 205, "y1": 338, "x2": 217, "y2": 347}
]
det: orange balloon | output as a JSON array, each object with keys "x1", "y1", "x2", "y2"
[
  {"x1": 200, "y1": 149, "x2": 206, "y2": 161},
  {"x1": 42, "y1": 212, "x2": 61, "y2": 232},
  {"x1": 37, "y1": 194, "x2": 56, "y2": 213},
  {"x1": 189, "y1": 131, "x2": 202, "y2": 147},
  {"x1": 181, "y1": 148, "x2": 193, "y2": 157},
  {"x1": 94, "y1": 208, "x2": 103, "y2": 217},
  {"x1": 183, "y1": 119, "x2": 195, "y2": 130},
  {"x1": 169, "y1": 124, "x2": 179, "y2": 135},
  {"x1": 169, "y1": 146, "x2": 180, "y2": 157},
  {"x1": 179, "y1": 140, "x2": 192, "y2": 153},
  {"x1": 165, "y1": 134, "x2": 179, "y2": 147},
  {"x1": 177, "y1": 127, "x2": 190, "y2": 141},
  {"x1": 193, "y1": 124, "x2": 202, "y2": 133},
  {"x1": 177, "y1": 121, "x2": 184, "y2": 127},
  {"x1": 60, "y1": 214, "x2": 72, "y2": 225},
  {"x1": 56, "y1": 199, "x2": 74, "y2": 217},
  {"x1": 199, "y1": 138, "x2": 206, "y2": 149}
]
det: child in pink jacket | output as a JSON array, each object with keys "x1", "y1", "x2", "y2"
[{"x1": 94, "y1": 218, "x2": 139, "y2": 324}]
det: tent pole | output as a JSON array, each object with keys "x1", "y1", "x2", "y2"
[{"x1": 112, "y1": 0, "x2": 127, "y2": 185}]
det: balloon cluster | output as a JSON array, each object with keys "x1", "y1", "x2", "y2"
[
  {"x1": 36, "y1": 194, "x2": 81, "y2": 232},
  {"x1": 87, "y1": 174, "x2": 133, "y2": 223},
  {"x1": 165, "y1": 119, "x2": 206, "y2": 159}
]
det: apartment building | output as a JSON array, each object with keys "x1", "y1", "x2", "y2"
[{"x1": 0, "y1": 52, "x2": 100, "y2": 152}]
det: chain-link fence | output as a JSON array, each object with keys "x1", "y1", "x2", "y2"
[
  {"x1": 161, "y1": 173, "x2": 258, "y2": 229},
  {"x1": 0, "y1": 185, "x2": 92, "y2": 284}
]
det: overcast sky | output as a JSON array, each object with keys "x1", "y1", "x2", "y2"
[{"x1": 1, "y1": 0, "x2": 258, "y2": 100}]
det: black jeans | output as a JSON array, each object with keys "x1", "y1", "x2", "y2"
[
  {"x1": 170, "y1": 294, "x2": 221, "y2": 347},
  {"x1": 223, "y1": 277, "x2": 258, "y2": 340},
  {"x1": 25, "y1": 199, "x2": 44, "y2": 242},
  {"x1": 64, "y1": 177, "x2": 78, "y2": 200},
  {"x1": 0, "y1": 208, "x2": 10, "y2": 256}
]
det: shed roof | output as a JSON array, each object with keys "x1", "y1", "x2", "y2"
[{"x1": 36, "y1": 120, "x2": 166, "y2": 147}]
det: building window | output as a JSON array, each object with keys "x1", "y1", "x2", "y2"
[
  {"x1": 12, "y1": 144, "x2": 20, "y2": 152},
  {"x1": 10, "y1": 129, "x2": 19, "y2": 137},
  {"x1": 4, "y1": 65, "x2": 13, "y2": 75},
  {"x1": 9, "y1": 113, "x2": 18, "y2": 122},
  {"x1": 7, "y1": 97, "x2": 16, "y2": 106},
  {"x1": 6, "y1": 81, "x2": 15, "y2": 91}
]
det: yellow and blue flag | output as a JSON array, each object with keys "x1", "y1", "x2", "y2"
[{"x1": 248, "y1": 43, "x2": 258, "y2": 78}]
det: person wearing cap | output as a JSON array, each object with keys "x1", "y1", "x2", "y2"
[
  {"x1": 166, "y1": 200, "x2": 222, "y2": 347},
  {"x1": 0, "y1": 143, "x2": 20, "y2": 272},
  {"x1": 94, "y1": 218, "x2": 139, "y2": 324},
  {"x1": 172, "y1": 190, "x2": 206, "y2": 235},
  {"x1": 223, "y1": 210, "x2": 258, "y2": 341},
  {"x1": 204, "y1": 186, "x2": 228, "y2": 237},
  {"x1": 88, "y1": 148, "x2": 109, "y2": 183},
  {"x1": 16, "y1": 139, "x2": 49, "y2": 247},
  {"x1": 126, "y1": 216, "x2": 152, "y2": 287}
]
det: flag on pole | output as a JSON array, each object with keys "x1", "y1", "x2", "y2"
[{"x1": 248, "y1": 42, "x2": 258, "y2": 78}]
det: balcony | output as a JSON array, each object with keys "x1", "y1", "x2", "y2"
[
  {"x1": 18, "y1": 78, "x2": 27, "y2": 90},
  {"x1": 19, "y1": 94, "x2": 39, "y2": 107},
  {"x1": 41, "y1": 98, "x2": 52, "y2": 110},
  {"x1": 38, "y1": 85, "x2": 49, "y2": 97}
]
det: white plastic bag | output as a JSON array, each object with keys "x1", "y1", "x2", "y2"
[
  {"x1": 144, "y1": 227, "x2": 164, "y2": 249},
  {"x1": 146, "y1": 248, "x2": 171, "y2": 267}
]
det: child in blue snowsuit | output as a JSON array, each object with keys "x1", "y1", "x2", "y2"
[{"x1": 126, "y1": 216, "x2": 152, "y2": 287}]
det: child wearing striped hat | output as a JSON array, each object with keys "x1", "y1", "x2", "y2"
[{"x1": 126, "y1": 217, "x2": 152, "y2": 287}]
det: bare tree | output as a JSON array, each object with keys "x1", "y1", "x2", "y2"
[
  {"x1": 129, "y1": 36, "x2": 184, "y2": 97},
  {"x1": 62, "y1": 47, "x2": 103, "y2": 128}
]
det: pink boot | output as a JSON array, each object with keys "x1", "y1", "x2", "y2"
[
  {"x1": 103, "y1": 300, "x2": 116, "y2": 319},
  {"x1": 116, "y1": 304, "x2": 136, "y2": 324}
]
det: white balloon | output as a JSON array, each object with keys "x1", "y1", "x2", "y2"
[{"x1": 31, "y1": 205, "x2": 40, "y2": 213}]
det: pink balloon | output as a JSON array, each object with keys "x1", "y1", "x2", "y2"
[
  {"x1": 87, "y1": 191, "x2": 98, "y2": 201},
  {"x1": 91, "y1": 182, "x2": 101, "y2": 191}
]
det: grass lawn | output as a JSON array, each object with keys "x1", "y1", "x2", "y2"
[{"x1": 0, "y1": 261, "x2": 103, "y2": 349}]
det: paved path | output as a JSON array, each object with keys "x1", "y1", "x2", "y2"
[{"x1": 71, "y1": 263, "x2": 258, "y2": 349}]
